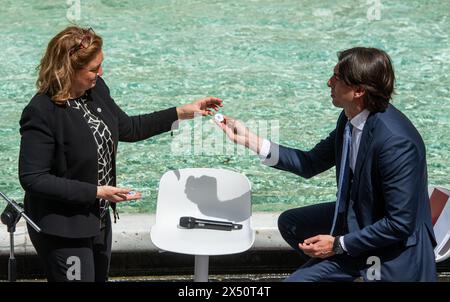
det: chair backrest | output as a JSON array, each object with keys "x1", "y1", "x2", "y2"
[
  {"x1": 151, "y1": 168, "x2": 255, "y2": 256},
  {"x1": 429, "y1": 186, "x2": 450, "y2": 263}
]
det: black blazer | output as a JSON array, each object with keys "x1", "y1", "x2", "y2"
[{"x1": 19, "y1": 77, "x2": 178, "y2": 238}]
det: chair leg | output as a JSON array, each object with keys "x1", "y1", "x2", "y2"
[{"x1": 194, "y1": 255, "x2": 209, "y2": 282}]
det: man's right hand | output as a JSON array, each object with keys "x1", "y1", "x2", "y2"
[
  {"x1": 96, "y1": 186, "x2": 142, "y2": 203},
  {"x1": 214, "y1": 115, "x2": 263, "y2": 154}
]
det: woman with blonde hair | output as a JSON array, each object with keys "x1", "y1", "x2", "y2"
[{"x1": 19, "y1": 26, "x2": 222, "y2": 282}]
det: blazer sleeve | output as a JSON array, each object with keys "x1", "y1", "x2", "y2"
[
  {"x1": 344, "y1": 135, "x2": 421, "y2": 256},
  {"x1": 18, "y1": 105, "x2": 98, "y2": 206},
  {"x1": 265, "y1": 129, "x2": 336, "y2": 179},
  {"x1": 98, "y1": 78, "x2": 179, "y2": 142}
]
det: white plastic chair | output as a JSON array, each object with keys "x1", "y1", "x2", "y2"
[
  {"x1": 150, "y1": 168, "x2": 255, "y2": 281},
  {"x1": 429, "y1": 186, "x2": 450, "y2": 263}
]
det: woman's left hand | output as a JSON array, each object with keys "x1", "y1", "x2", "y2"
[{"x1": 176, "y1": 96, "x2": 223, "y2": 120}]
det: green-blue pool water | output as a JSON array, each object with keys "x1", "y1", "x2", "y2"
[{"x1": 0, "y1": 0, "x2": 449, "y2": 213}]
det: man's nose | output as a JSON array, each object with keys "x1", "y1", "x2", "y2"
[{"x1": 327, "y1": 77, "x2": 333, "y2": 87}]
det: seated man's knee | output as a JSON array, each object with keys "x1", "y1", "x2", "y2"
[{"x1": 277, "y1": 209, "x2": 294, "y2": 232}]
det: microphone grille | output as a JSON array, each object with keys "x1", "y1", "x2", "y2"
[{"x1": 179, "y1": 216, "x2": 195, "y2": 228}]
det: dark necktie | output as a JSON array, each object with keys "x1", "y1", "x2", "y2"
[{"x1": 330, "y1": 121, "x2": 352, "y2": 235}]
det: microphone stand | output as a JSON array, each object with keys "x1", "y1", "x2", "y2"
[{"x1": 0, "y1": 191, "x2": 41, "y2": 282}]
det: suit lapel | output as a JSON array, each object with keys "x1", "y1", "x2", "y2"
[
  {"x1": 353, "y1": 111, "x2": 377, "y2": 183},
  {"x1": 335, "y1": 112, "x2": 347, "y2": 178},
  {"x1": 87, "y1": 88, "x2": 119, "y2": 146}
]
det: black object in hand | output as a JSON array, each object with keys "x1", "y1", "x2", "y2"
[{"x1": 179, "y1": 216, "x2": 242, "y2": 231}]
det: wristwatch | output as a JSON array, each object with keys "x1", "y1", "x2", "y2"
[{"x1": 332, "y1": 236, "x2": 345, "y2": 255}]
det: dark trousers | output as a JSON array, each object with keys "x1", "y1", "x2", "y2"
[
  {"x1": 278, "y1": 202, "x2": 362, "y2": 281},
  {"x1": 27, "y1": 214, "x2": 112, "y2": 282}
]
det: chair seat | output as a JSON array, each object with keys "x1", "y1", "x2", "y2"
[
  {"x1": 151, "y1": 225, "x2": 254, "y2": 256},
  {"x1": 151, "y1": 168, "x2": 255, "y2": 256}
]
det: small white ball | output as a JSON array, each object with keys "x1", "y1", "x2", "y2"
[{"x1": 214, "y1": 113, "x2": 224, "y2": 123}]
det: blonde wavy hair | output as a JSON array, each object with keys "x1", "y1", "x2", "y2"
[{"x1": 36, "y1": 26, "x2": 103, "y2": 104}]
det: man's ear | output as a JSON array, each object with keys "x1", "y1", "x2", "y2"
[{"x1": 353, "y1": 85, "x2": 366, "y2": 99}]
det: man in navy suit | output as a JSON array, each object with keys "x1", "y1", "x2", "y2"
[{"x1": 216, "y1": 47, "x2": 437, "y2": 281}]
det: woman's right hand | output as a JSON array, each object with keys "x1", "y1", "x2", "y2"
[{"x1": 96, "y1": 186, "x2": 142, "y2": 203}]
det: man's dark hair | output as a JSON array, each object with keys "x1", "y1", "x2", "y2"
[{"x1": 337, "y1": 47, "x2": 395, "y2": 112}]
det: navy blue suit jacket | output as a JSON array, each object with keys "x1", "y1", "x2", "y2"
[{"x1": 267, "y1": 104, "x2": 436, "y2": 281}]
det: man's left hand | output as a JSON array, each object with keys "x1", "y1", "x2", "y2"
[
  {"x1": 299, "y1": 235, "x2": 335, "y2": 259},
  {"x1": 176, "y1": 96, "x2": 223, "y2": 120}
]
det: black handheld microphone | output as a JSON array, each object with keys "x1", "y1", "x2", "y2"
[{"x1": 179, "y1": 216, "x2": 242, "y2": 231}]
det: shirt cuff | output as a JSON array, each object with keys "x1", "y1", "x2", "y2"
[
  {"x1": 340, "y1": 236, "x2": 347, "y2": 252},
  {"x1": 258, "y1": 138, "x2": 271, "y2": 159}
]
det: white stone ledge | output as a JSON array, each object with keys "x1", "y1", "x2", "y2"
[{"x1": 0, "y1": 212, "x2": 290, "y2": 256}]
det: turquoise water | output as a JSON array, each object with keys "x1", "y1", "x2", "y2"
[{"x1": 0, "y1": 0, "x2": 449, "y2": 213}]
